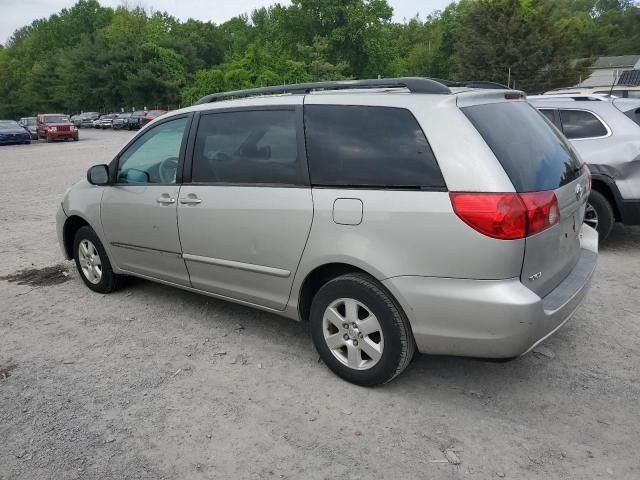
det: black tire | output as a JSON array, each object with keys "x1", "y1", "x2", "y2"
[
  {"x1": 73, "y1": 137, "x2": 79, "y2": 141},
  {"x1": 73, "y1": 226, "x2": 126, "y2": 293},
  {"x1": 586, "y1": 190, "x2": 614, "y2": 242},
  {"x1": 310, "y1": 273, "x2": 415, "y2": 386},
  {"x1": 46, "y1": 135, "x2": 52, "y2": 143}
]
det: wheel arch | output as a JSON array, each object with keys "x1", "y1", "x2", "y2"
[
  {"x1": 297, "y1": 262, "x2": 386, "y2": 323},
  {"x1": 591, "y1": 174, "x2": 622, "y2": 222},
  {"x1": 62, "y1": 215, "x2": 91, "y2": 259}
]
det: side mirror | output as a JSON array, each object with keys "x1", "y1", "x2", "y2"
[{"x1": 87, "y1": 164, "x2": 110, "y2": 185}]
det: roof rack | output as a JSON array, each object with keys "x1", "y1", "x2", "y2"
[
  {"x1": 431, "y1": 78, "x2": 509, "y2": 89},
  {"x1": 195, "y1": 77, "x2": 451, "y2": 104}
]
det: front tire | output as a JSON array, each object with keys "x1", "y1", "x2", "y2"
[
  {"x1": 585, "y1": 190, "x2": 614, "y2": 241},
  {"x1": 73, "y1": 226, "x2": 126, "y2": 293},
  {"x1": 310, "y1": 273, "x2": 415, "y2": 386}
]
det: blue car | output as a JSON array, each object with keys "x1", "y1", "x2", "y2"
[{"x1": 0, "y1": 120, "x2": 31, "y2": 145}]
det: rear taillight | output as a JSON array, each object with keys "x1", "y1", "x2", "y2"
[{"x1": 450, "y1": 191, "x2": 559, "y2": 240}]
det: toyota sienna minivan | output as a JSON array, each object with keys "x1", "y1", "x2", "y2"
[{"x1": 57, "y1": 78, "x2": 598, "y2": 386}]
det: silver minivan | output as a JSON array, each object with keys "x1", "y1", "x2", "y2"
[{"x1": 57, "y1": 78, "x2": 597, "y2": 386}]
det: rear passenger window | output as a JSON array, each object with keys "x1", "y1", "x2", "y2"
[
  {"x1": 192, "y1": 110, "x2": 303, "y2": 185},
  {"x1": 304, "y1": 105, "x2": 445, "y2": 189},
  {"x1": 559, "y1": 110, "x2": 608, "y2": 139}
]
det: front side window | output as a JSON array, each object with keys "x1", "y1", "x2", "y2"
[
  {"x1": 117, "y1": 117, "x2": 187, "y2": 184},
  {"x1": 304, "y1": 105, "x2": 445, "y2": 189},
  {"x1": 559, "y1": 110, "x2": 608, "y2": 139},
  {"x1": 192, "y1": 109, "x2": 302, "y2": 185}
]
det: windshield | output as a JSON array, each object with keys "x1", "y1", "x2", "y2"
[
  {"x1": 148, "y1": 110, "x2": 164, "y2": 118},
  {"x1": 22, "y1": 118, "x2": 36, "y2": 126},
  {"x1": 0, "y1": 120, "x2": 21, "y2": 130},
  {"x1": 118, "y1": 113, "x2": 132, "y2": 118},
  {"x1": 43, "y1": 116, "x2": 69, "y2": 124},
  {"x1": 132, "y1": 111, "x2": 145, "y2": 117}
]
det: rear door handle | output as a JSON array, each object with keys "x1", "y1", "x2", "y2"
[
  {"x1": 180, "y1": 194, "x2": 202, "y2": 205},
  {"x1": 156, "y1": 194, "x2": 176, "y2": 205}
]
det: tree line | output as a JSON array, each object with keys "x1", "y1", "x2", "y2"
[{"x1": 0, "y1": 0, "x2": 638, "y2": 119}]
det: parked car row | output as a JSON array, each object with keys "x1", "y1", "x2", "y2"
[
  {"x1": 4, "y1": 108, "x2": 170, "y2": 147},
  {"x1": 69, "y1": 110, "x2": 167, "y2": 130}
]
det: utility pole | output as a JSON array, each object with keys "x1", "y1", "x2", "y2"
[{"x1": 507, "y1": 67, "x2": 511, "y2": 89}]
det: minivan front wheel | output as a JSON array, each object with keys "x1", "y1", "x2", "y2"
[
  {"x1": 73, "y1": 226, "x2": 125, "y2": 293},
  {"x1": 310, "y1": 273, "x2": 415, "y2": 386}
]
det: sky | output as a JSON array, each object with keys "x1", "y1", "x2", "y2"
[{"x1": 1, "y1": 0, "x2": 452, "y2": 45}]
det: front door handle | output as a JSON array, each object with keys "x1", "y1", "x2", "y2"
[
  {"x1": 156, "y1": 194, "x2": 176, "y2": 205},
  {"x1": 180, "y1": 194, "x2": 202, "y2": 205}
]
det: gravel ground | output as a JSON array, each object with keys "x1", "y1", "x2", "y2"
[{"x1": 1, "y1": 129, "x2": 639, "y2": 480}]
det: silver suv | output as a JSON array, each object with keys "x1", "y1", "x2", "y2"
[
  {"x1": 530, "y1": 94, "x2": 640, "y2": 240},
  {"x1": 56, "y1": 78, "x2": 598, "y2": 386}
]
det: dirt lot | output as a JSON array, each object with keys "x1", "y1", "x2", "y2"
[{"x1": 1, "y1": 128, "x2": 639, "y2": 480}]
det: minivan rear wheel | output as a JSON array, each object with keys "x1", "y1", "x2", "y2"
[
  {"x1": 73, "y1": 226, "x2": 126, "y2": 293},
  {"x1": 585, "y1": 190, "x2": 614, "y2": 241},
  {"x1": 310, "y1": 273, "x2": 415, "y2": 386}
]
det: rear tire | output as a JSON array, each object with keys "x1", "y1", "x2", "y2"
[
  {"x1": 46, "y1": 135, "x2": 52, "y2": 143},
  {"x1": 585, "y1": 190, "x2": 614, "y2": 242},
  {"x1": 73, "y1": 226, "x2": 126, "y2": 293},
  {"x1": 310, "y1": 273, "x2": 415, "y2": 386}
]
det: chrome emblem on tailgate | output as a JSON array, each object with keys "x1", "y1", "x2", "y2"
[
  {"x1": 528, "y1": 272, "x2": 543, "y2": 282},
  {"x1": 575, "y1": 183, "x2": 584, "y2": 201}
]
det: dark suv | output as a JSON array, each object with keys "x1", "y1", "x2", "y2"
[{"x1": 126, "y1": 111, "x2": 146, "y2": 130}]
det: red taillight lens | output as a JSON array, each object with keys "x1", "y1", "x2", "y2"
[
  {"x1": 450, "y1": 191, "x2": 559, "y2": 240},
  {"x1": 519, "y1": 191, "x2": 560, "y2": 236},
  {"x1": 449, "y1": 192, "x2": 527, "y2": 239}
]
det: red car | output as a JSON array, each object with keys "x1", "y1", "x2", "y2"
[
  {"x1": 141, "y1": 109, "x2": 167, "y2": 126},
  {"x1": 37, "y1": 114, "x2": 79, "y2": 142}
]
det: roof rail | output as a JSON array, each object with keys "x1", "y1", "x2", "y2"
[
  {"x1": 431, "y1": 78, "x2": 509, "y2": 89},
  {"x1": 194, "y1": 77, "x2": 451, "y2": 104}
]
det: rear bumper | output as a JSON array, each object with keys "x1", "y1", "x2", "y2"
[{"x1": 382, "y1": 225, "x2": 598, "y2": 359}]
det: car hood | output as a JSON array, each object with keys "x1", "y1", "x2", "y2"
[{"x1": 0, "y1": 128, "x2": 29, "y2": 135}]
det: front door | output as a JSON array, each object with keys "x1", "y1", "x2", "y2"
[
  {"x1": 101, "y1": 115, "x2": 191, "y2": 286},
  {"x1": 178, "y1": 106, "x2": 313, "y2": 310}
]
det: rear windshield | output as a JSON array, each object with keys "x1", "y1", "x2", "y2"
[{"x1": 462, "y1": 101, "x2": 582, "y2": 192}]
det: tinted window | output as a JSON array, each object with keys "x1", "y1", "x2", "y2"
[
  {"x1": 625, "y1": 108, "x2": 640, "y2": 127},
  {"x1": 462, "y1": 102, "x2": 582, "y2": 192},
  {"x1": 304, "y1": 105, "x2": 445, "y2": 188},
  {"x1": 559, "y1": 110, "x2": 608, "y2": 139},
  {"x1": 539, "y1": 108, "x2": 556, "y2": 124},
  {"x1": 117, "y1": 117, "x2": 187, "y2": 184},
  {"x1": 192, "y1": 110, "x2": 302, "y2": 185}
]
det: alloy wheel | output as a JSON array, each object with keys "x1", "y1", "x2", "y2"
[
  {"x1": 322, "y1": 298, "x2": 384, "y2": 370},
  {"x1": 584, "y1": 202, "x2": 599, "y2": 230},
  {"x1": 78, "y1": 239, "x2": 102, "y2": 284}
]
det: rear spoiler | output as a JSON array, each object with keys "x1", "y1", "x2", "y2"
[{"x1": 456, "y1": 90, "x2": 526, "y2": 108}]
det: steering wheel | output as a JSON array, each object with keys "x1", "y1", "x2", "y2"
[{"x1": 158, "y1": 157, "x2": 179, "y2": 183}]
